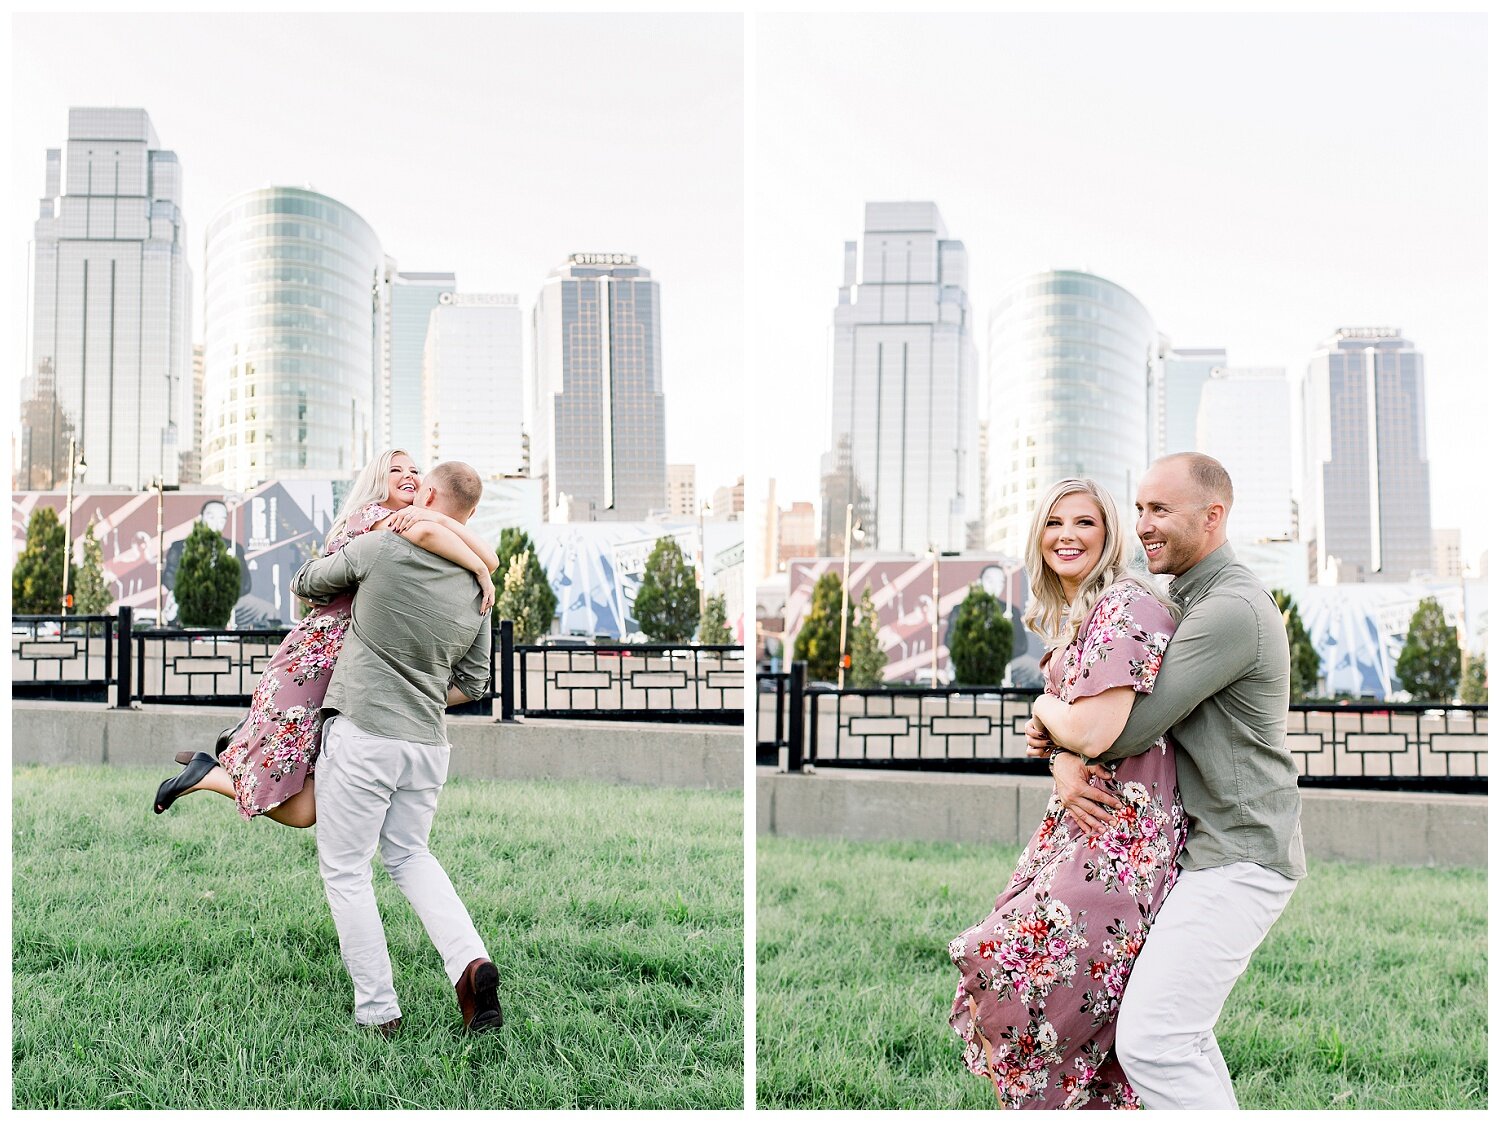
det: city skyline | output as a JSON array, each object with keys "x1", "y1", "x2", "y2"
[
  {"x1": 749, "y1": 13, "x2": 1487, "y2": 568},
  {"x1": 11, "y1": 13, "x2": 743, "y2": 494}
]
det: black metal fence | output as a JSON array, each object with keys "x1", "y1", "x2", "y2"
[
  {"x1": 755, "y1": 670, "x2": 791, "y2": 767},
  {"x1": 11, "y1": 615, "x2": 115, "y2": 703},
  {"x1": 760, "y1": 662, "x2": 1487, "y2": 794},
  {"x1": 12, "y1": 609, "x2": 744, "y2": 725}
]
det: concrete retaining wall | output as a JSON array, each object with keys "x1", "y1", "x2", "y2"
[
  {"x1": 757, "y1": 767, "x2": 1486, "y2": 868},
  {"x1": 11, "y1": 702, "x2": 742, "y2": 792}
]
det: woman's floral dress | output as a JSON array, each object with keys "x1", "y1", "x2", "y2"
[
  {"x1": 948, "y1": 581, "x2": 1186, "y2": 1109},
  {"x1": 216, "y1": 502, "x2": 392, "y2": 819}
]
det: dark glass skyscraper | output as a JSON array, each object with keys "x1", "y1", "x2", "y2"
[
  {"x1": 531, "y1": 254, "x2": 667, "y2": 521},
  {"x1": 1303, "y1": 327, "x2": 1432, "y2": 582}
]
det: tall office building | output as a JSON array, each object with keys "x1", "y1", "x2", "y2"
[
  {"x1": 532, "y1": 253, "x2": 667, "y2": 521},
  {"x1": 21, "y1": 108, "x2": 192, "y2": 490},
  {"x1": 819, "y1": 202, "x2": 978, "y2": 555},
  {"x1": 178, "y1": 343, "x2": 205, "y2": 484},
  {"x1": 985, "y1": 270, "x2": 1156, "y2": 559},
  {"x1": 1432, "y1": 528, "x2": 1463, "y2": 580},
  {"x1": 710, "y1": 476, "x2": 744, "y2": 522},
  {"x1": 420, "y1": 293, "x2": 524, "y2": 476},
  {"x1": 1194, "y1": 367, "x2": 1295, "y2": 542},
  {"x1": 1303, "y1": 327, "x2": 1433, "y2": 582},
  {"x1": 201, "y1": 187, "x2": 386, "y2": 491},
  {"x1": 777, "y1": 501, "x2": 817, "y2": 570},
  {"x1": 1151, "y1": 345, "x2": 1227, "y2": 460},
  {"x1": 388, "y1": 271, "x2": 455, "y2": 455},
  {"x1": 667, "y1": 463, "x2": 697, "y2": 518}
]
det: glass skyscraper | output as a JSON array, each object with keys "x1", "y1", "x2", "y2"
[
  {"x1": 531, "y1": 254, "x2": 667, "y2": 521},
  {"x1": 1195, "y1": 367, "x2": 1295, "y2": 542},
  {"x1": 21, "y1": 108, "x2": 192, "y2": 491},
  {"x1": 421, "y1": 293, "x2": 524, "y2": 477},
  {"x1": 388, "y1": 271, "x2": 454, "y2": 456},
  {"x1": 1303, "y1": 327, "x2": 1432, "y2": 582},
  {"x1": 819, "y1": 202, "x2": 978, "y2": 555},
  {"x1": 1151, "y1": 346, "x2": 1227, "y2": 460},
  {"x1": 984, "y1": 269, "x2": 1156, "y2": 560},
  {"x1": 201, "y1": 187, "x2": 386, "y2": 491}
]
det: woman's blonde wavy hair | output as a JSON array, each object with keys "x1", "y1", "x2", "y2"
[
  {"x1": 323, "y1": 448, "x2": 413, "y2": 551},
  {"x1": 1021, "y1": 477, "x2": 1173, "y2": 651}
]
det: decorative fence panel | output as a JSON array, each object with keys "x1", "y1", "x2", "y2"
[
  {"x1": 512, "y1": 643, "x2": 744, "y2": 724},
  {"x1": 11, "y1": 616, "x2": 115, "y2": 703},
  {"x1": 779, "y1": 667, "x2": 1486, "y2": 795},
  {"x1": 11, "y1": 613, "x2": 745, "y2": 726}
]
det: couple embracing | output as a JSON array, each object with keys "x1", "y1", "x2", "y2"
[
  {"x1": 154, "y1": 451, "x2": 504, "y2": 1036},
  {"x1": 949, "y1": 452, "x2": 1306, "y2": 1109}
]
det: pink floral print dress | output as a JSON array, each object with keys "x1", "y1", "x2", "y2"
[
  {"x1": 216, "y1": 502, "x2": 391, "y2": 819},
  {"x1": 948, "y1": 580, "x2": 1186, "y2": 1109}
]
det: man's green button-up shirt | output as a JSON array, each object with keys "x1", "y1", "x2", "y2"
[{"x1": 1099, "y1": 544, "x2": 1306, "y2": 879}]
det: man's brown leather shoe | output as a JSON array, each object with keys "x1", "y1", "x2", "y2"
[
  {"x1": 365, "y1": 1017, "x2": 402, "y2": 1039},
  {"x1": 455, "y1": 957, "x2": 503, "y2": 1032}
]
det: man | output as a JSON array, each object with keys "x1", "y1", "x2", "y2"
[
  {"x1": 1029, "y1": 452, "x2": 1305, "y2": 1109},
  {"x1": 291, "y1": 460, "x2": 502, "y2": 1037}
]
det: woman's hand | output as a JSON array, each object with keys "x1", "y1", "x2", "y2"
[
  {"x1": 385, "y1": 506, "x2": 445, "y2": 534},
  {"x1": 472, "y1": 567, "x2": 495, "y2": 615},
  {"x1": 1051, "y1": 751, "x2": 1122, "y2": 836},
  {"x1": 1025, "y1": 715, "x2": 1054, "y2": 758}
]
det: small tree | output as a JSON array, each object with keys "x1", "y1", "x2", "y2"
[
  {"x1": 847, "y1": 586, "x2": 886, "y2": 687},
  {"x1": 72, "y1": 517, "x2": 113, "y2": 615},
  {"x1": 699, "y1": 593, "x2": 733, "y2": 644},
  {"x1": 175, "y1": 520, "x2": 241, "y2": 628},
  {"x1": 792, "y1": 571, "x2": 848, "y2": 684},
  {"x1": 493, "y1": 529, "x2": 557, "y2": 638},
  {"x1": 1394, "y1": 596, "x2": 1461, "y2": 703},
  {"x1": 634, "y1": 536, "x2": 700, "y2": 642},
  {"x1": 495, "y1": 548, "x2": 553, "y2": 643},
  {"x1": 1459, "y1": 652, "x2": 1487, "y2": 705},
  {"x1": 949, "y1": 583, "x2": 1014, "y2": 687},
  {"x1": 12, "y1": 506, "x2": 73, "y2": 614},
  {"x1": 1272, "y1": 589, "x2": 1321, "y2": 703}
]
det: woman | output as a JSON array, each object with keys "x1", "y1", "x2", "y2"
[
  {"x1": 947, "y1": 478, "x2": 1185, "y2": 1109},
  {"x1": 152, "y1": 449, "x2": 499, "y2": 826}
]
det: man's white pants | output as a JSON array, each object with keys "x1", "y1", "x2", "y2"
[
  {"x1": 1115, "y1": 861, "x2": 1297, "y2": 1109},
  {"x1": 314, "y1": 716, "x2": 488, "y2": 1025}
]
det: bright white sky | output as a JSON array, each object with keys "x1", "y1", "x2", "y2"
[
  {"x1": 9, "y1": 12, "x2": 745, "y2": 498},
  {"x1": 749, "y1": 11, "x2": 1489, "y2": 568}
]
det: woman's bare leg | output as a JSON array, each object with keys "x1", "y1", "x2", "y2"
[
  {"x1": 264, "y1": 780, "x2": 317, "y2": 829},
  {"x1": 185, "y1": 765, "x2": 236, "y2": 799}
]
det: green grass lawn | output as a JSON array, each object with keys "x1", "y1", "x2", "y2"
[
  {"x1": 757, "y1": 836, "x2": 1486, "y2": 1110},
  {"x1": 13, "y1": 765, "x2": 743, "y2": 1110}
]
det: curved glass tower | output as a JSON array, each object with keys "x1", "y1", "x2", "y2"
[
  {"x1": 201, "y1": 187, "x2": 385, "y2": 491},
  {"x1": 984, "y1": 270, "x2": 1156, "y2": 559}
]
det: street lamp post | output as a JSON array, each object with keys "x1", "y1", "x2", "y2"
[
  {"x1": 837, "y1": 503, "x2": 865, "y2": 689},
  {"x1": 930, "y1": 544, "x2": 941, "y2": 684},
  {"x1": 153, "y1": 478, "x2": 165, "y2": 625},
  {"x1": 60, "y1": 438, "x2": 86, "y2": 616}
]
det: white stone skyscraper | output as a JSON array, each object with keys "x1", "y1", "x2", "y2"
[
  {"x1": 1150, "y1": 345, "x2": 1227, "y2": 461},
  {"x1": 421, "y1": 293, "x2": 524, "y2": 477},
  {"x1": 201, "y1": 187, "x2": 386, "y2": 491},
  {"x1": 21, "y1": 109, "x2": 192, "y2": 490},
  {"x1": 531, "y1": 253, "x2": 667, "y2": 521},
  {"x1": 1194, "y1": 367, "x2": 1295, "y2": 542},
  {"x1": 388, "y1": 271, "x2": 455, "y2": 456},
  {"x1": 985, "y1": 270, "x2": 1156, "y2": 560},
  {"x1": 819, "y1": 202, "x2": 978, "y2": 555},
  {"x1": 1303, "y1": 327, "x2": 1433, "y2": 582}
]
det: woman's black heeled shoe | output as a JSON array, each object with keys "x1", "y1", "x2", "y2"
[
  {"x1": 173, "y1": 722, "x2": 242, "y2": 769},
  {"x1": 215, "y1": 720, "x2": 244, "y2": 756},
  {"x1": 154, "y1": 753, "x2": 219, "y2": 815}
]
